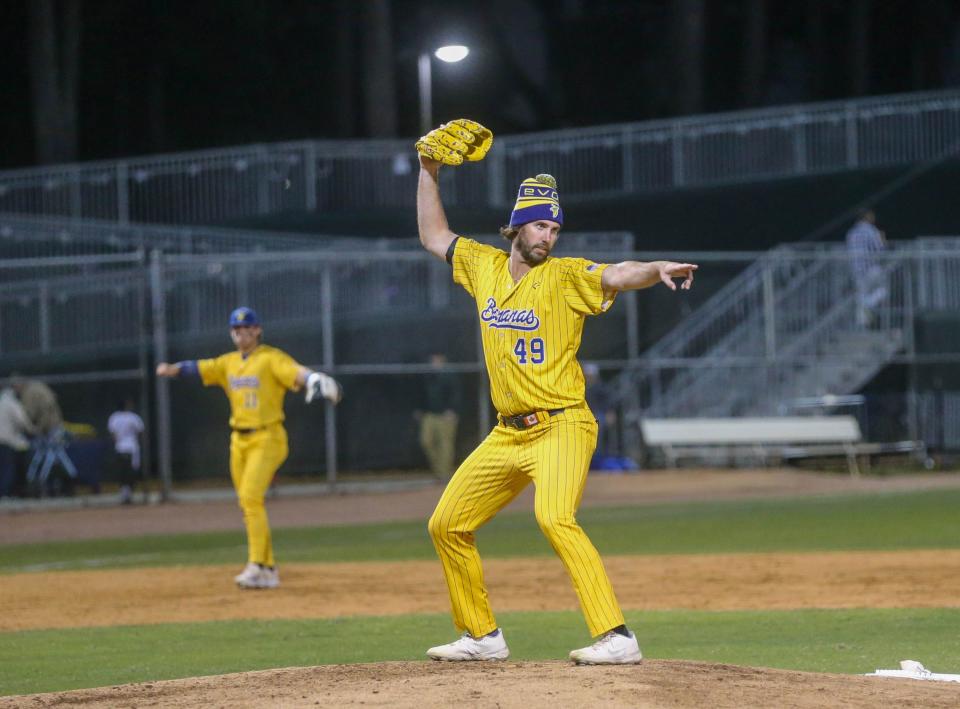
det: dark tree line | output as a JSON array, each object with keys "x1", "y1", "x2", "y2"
[{"x1": 9, "y1": 0, "x2": 960, "y2": 168}]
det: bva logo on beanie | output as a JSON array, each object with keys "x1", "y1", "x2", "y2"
[{"x1": 508, "y1": 174, "x2": 563, "y2": 227}]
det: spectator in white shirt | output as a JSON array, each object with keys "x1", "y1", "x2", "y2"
[
  {"x1": 0, "y1": 387, "x2": 36, "y2": 498},
  {"x1": 107, "y1": 398, "x2": 145, "y2": 504}
]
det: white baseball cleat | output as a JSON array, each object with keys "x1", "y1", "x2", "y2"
[
  {"x1": 234, "y1": 563, "x2": 280, "y2": 589},
  {"x1": 234, "y1": 562, "x2": 259, "y2": 585},
  {"x1": 427, "y1": 629, "x2": 510, "y2": 661},
  {"x1": 569, "y1": 630, "x2": 642, "y2": 665}
]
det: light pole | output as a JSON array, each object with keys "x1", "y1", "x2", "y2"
[{"x1": 418, "y1": 45, "x2": 470, "y2": 135}]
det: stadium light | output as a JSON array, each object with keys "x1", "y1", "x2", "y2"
[
  {"x1": 435, "y1": 45, "x2": 469, "y2": 63},
  {"x1": 418, "y1": 45, "x2": 470, "y2": 135}
]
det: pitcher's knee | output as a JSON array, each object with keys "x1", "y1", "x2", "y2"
[
  {"x1": 535, "y1": 511, "x2": 577, "y2": 540},
  {"x1": 427, "y1": 512, "x2": 446, "y2": 543},
  {"x1": 237, "y1": 493, "x2": 265, "y2": 513},
  {"x1": 428, "y1": 512, "x2": 474, "y2": 546}
]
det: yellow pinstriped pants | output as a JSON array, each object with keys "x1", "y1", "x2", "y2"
[
  {"x1": 428, "y1": 409, "x2": 625, "y2": 638},
  {"x1": 229, "y1": 424, "x2": 288, "y2": 567}
]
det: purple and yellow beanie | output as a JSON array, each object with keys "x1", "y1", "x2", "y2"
[{"x1": 508, "y1": 173, "x2": 563, "y2": 227}]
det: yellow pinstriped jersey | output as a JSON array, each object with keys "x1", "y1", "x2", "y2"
[
  {"x1": 198, "y1": 345, "x2": 301, "y2": 429},
  {"x1": 451, "y1": 237, "x2": 616, "y2": 416}
]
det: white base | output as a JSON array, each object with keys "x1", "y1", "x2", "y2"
[{"x1": 866, "y1": 660, "x2": 960, "y2": 683}]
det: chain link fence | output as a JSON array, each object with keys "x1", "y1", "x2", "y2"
[{"x1": 2, "y1": 240, "x2": 960, "y2": 500}]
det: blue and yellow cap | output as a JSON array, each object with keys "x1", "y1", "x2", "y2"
[
  {"x1": 229, "y1": 307, "x2": 260, "y2": 327},
  {"x1": 509, "y1": 174, "x2": 563, "y2": 227}
]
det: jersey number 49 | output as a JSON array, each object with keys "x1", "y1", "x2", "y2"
[{"x1": 514, "y1": 337, "x2": 545, "y2": 364}]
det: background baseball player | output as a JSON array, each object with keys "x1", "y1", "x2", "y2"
[
  {"x1": 156, "y1": 306, "x2": 341, "y2": 589},
  {"x1": 415, "y1": 120, "x2": 697, "y2": 664}
]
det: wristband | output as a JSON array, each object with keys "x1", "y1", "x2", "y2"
[{"x1": 177, "y1": 360, "x2": 199, "y2": 378}]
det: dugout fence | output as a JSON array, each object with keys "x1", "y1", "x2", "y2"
[{"x1": 2, "y1": 241, "x2": 960, "y2": 500}]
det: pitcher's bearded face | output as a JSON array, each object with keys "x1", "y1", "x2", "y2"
[{"x1": 516, "y1": 220, "x2": 561, "y2": 265}]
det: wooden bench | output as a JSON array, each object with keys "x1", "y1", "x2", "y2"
[{"x1": 639, "y1": 416, "x2": 925, "y2": 476}]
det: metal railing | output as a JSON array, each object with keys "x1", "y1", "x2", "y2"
[
  {"x1": 3, "y1": 240, "x2": 960, "y2": 494},
  {"x1": 0, "y1": 229, "x2": 634, "y2": 358},
  {"x1": 915, "y1": 237, "x2": 960, "y2": 309},
  {"x1": 0, "y1": 213, "x2": 635, "y2": 264},
  {"x1": 0, "y1": 253, "x2": 147, "y2": 355},
  {"x1": 3, "y1": 89, "x2": 960, "y2": 224},
  {"x1": 611, "y1": 241, "x2": 960, "y2": 457},
  {"x1": 0, "y1": 213, "x2": 367, "y2": 261}
]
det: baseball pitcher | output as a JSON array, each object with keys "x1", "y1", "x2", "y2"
[
  {"x1": 416, "y1": 120, "x2": 697, "y2": 664},
  {"x1": 156, "y1": 307, "x2": 341, "y2": 589}
]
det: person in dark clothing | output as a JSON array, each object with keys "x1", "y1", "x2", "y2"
[
  {"x1": 584, "y1": 363, "x2": 616, "y2": 459},
  {"x1": 416, "y1": 353, "x2": 462, "y2": 480}
]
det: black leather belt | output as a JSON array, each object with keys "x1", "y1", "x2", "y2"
[{"x1": 500, "y1": 408, "x2": 564, "y2": 429}]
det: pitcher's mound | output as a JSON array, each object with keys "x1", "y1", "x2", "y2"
[{"x1": 5, "y1": 659, "x2": 957, "y2": 708}]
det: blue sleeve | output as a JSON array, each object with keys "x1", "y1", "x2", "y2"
[{"x1": 177, "y1": 360, "x2": 199, "y2": 378}]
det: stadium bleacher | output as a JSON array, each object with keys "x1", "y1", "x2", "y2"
[{"x1": 3, "y1": 89, "x2": 960, "y2": 489}]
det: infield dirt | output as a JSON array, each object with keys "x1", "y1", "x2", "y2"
[{"x1": 3, "y1": 469, "x2": 960, "y2": 707}]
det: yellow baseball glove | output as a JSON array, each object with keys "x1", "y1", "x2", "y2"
[{"x1": 415, "y1": 118, "x2": 493, "y2": 166}]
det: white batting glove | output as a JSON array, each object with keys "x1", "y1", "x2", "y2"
[{"x1": 306, "y1": 372, "x2": 342, "y2": 404}]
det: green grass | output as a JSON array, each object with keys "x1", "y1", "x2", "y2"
[
  {"x1": 3, "y1": 488, "x2": 960, "y2": 573},
  {"x1": 4, "y1": 608, "x2": 960, "y2": 696},
  {"x1": 4, "y1": 487, "x2": 960, "y2": 696}
]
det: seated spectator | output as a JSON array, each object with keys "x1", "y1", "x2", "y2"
[
  {"x1": 10, "y1": 375, "x2": 77, "y2": 496},
  {"x1": 10, "y1": 375, "x2": 63, "y2": 435}
]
